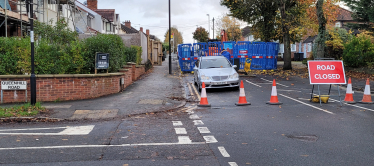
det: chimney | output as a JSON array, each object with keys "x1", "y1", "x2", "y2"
[
  {"x1": 140, "y1": 27, "x2": 143, "y2": 32},
  {"x1": 124, "y1": 20, "x2": 131, "y2": 28},
  {"x1": 87, "y1": 0, "x2": 98, "y2": 10},
  {"x1": 9, "y1": 0, "x2": 18, "y2": 11},
  {"x1": 146, "y1": 29, "x2": 149, "y2": 36}
]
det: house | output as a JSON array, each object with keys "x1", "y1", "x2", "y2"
[
  {"x1": 241, "y1": 26, "x2": 258, "y2": 42},
  {"x1": 0, "y1": 0, "x2": 29, "y2": 37},
  {"x1": 75, "y1": 0, "x2": 120, "y2": 34}
]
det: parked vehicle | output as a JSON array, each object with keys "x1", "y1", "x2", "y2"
[{"x1": 193, "y1": 56, "x2": 239, "y2": 90}]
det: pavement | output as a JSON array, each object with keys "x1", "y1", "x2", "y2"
[{"x1": 1, "y1": 54, "x2": 186, "y2": 121}]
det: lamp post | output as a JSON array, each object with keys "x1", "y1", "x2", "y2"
[
  {"x1": 27, "y1": 0, "x2": 36, "y2": 105},
  {"x1": 195, "y1": 25, "x2": 198, "y2": 43},
  {"x1": 168, "y1": 0, "x2": 172, "y2": 74},
  {"x1": 207, "y1": 14, "x2": 210, "y2": 39}
]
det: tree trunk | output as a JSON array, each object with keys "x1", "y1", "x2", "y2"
[
  {"x1": 280, "y1": 1, "x2": 292, "y2": 70},
  {"x1": 315, "y1": 0, "x2": 326, "y2": 59}
]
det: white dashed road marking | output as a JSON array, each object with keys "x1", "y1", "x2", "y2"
[
  {"x1": 193, "y1": 120, "x2": 204, "y2": 125},
  {"x1": 218, "y1": 146, "x2": 230, "y2": 157},
  {"x1": 329, "y1": 98, "x2": 374, "y2": 112},
  {"x1": 279, "y1": 94, "x2": 334, "y2": 115},
  {"x1": 197, "y1": 127, "x2": 211, "y2": 133},
  {"x1": 203, "y1": 136, "x2": 218, "y2": 143},
  {"x1": 189, "y1": 114, "x2": 200, "y2": 119},
  {"x1": 0, "y1": 125, "x2": 95, "y2": 135},
  {"x1": 172, "y1": 121, "x2": 183, "y2": 126},
  {"x1": 245, "y1": 80, "x2": 262, "y2": 87},
  {"x1": 228, "y1": 162, "x2": 238, "y2": 166},
  {"x1": 178, "y1": 136, "x2": 192, "y2": 143},
  {"x1": 174, "y1": 128, "x2": 187, "y2": 134}
]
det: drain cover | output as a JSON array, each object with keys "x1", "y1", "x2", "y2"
[{"x1": 286, "y1": 135, "x2": 318, "y2": 142}]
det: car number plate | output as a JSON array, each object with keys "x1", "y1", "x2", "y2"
[{"x1": 214, "y1": 82, "x2": 227, "y2": 85}]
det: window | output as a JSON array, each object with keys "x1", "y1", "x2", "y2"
[
  {"x1": 87, "y1": 16, "x2": 91, "y2": 28},
  {"x1": 103, "y1": 21, "x2": 105, "y2": 30},
  {"x1": 291, "y1": 44, "x2": 296, "y2": 52},
  {"x1": 335, "y1": 22, "x2": 341, "y2": 27},
  {"x1": 106, "y1": 23, "x2": 111, "y2": 32},
  {"x1": 307, "y1": 43, "x2": 312, "y2": 52}
]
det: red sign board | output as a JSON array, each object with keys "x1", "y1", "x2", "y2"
[
  {"x1": 239, "y1": 50, "x2": 248, "y2": 55},
  {"x1": 308, "y1": 61, "x2": 346, "y2": 84}
]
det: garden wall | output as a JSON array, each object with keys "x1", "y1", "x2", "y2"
[{"x1": 0, "y1": 64, "x2": 146, "y2": 104}]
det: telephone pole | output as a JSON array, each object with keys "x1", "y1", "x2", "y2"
[
  {"x1": 168, "y1": 0, "x2": 172, "y2": 74},
  {"x1": 27, "y1": 0, "x2": 36, "y2": 105},
  {"x1": 213, "y1": 17, "x2": 215, "y2": 39}
]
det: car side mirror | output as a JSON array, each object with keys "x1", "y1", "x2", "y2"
[{"x1": 232, "y1": 65, "x2": 237, "y2": 68}]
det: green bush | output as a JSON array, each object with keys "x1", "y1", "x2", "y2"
[
  {"x1": 131, "y1": 46, "x2": 143, "y2": 65},
  {"x1": 81, "y1": 34, "x2": 126, "y2": 73},
  {"x1": 124, "y1": 46, "x2": 137, "y2": 64},
  {"x1": 343, "y1": 35, "x2": 374, "y2": 68},
  {"x1": 0, "y1": 37, "x2": 30, "y2": 75}
]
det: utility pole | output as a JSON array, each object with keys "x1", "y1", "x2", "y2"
[
  {"x1": 168, "y1": 0, "x2": 172, "y2": 74},
  {"x1": 5, "y1": 0, "x2": 7, "y2": 37},
  {"x1": 20, "y1": 0, "x2": 22, "y2": 37},
  {"x1": 213, "y1": 17, "x2": 215, "y2": 39},
  {"x1": 28, "y1": 0, "x2": 36, "y2": 105},
  {"x1": 207, "y1": 14, "x2": 210, "y2": 39}
]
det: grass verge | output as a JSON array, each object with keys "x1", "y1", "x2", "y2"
[{"x1": 0, "y1": 102, "x2": 47, "y2": 118}]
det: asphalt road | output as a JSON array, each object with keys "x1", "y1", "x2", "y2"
[{"x1": 0, "y1": 71, "x2": 374, "y2": 166}]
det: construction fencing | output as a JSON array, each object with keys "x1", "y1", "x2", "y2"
[{"x1": 178, "y1": 41, "x2": 279, "y2": 72}]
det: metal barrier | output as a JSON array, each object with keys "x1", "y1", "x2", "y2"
[
  {"x1": 208, "y1": 42, "x2": 222, "y2": 56},
  {"x1": 193, "y1": 43, "x2": 208, "y2": 57},
  {"x1": 178, "y1": 44, "x2": 194, "y2": 72},
  {"x1": 234, "y1": 41, "x2": 251, "y2": 69},
  {"x1": 181, "y1": 41, "x2": 279, "y2": 71}
]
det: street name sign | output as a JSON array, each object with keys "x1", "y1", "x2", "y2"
[
  {"x1": 1, "y1": 81, "x2": 27, "y2": 90},
  {"x1": 308, "y1": 60, "x2": 346, "y2": 84}
]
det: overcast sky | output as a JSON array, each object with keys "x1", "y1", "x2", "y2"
[
  {"x1": 80, "y1": 0, "x2": 236, "y2": 44},
  {"x1": 80, "y1": 0, "x2": 348, "y2": 44}
]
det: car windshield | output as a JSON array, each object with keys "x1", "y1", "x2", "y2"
[{"x1": 200, "y1": 58, "x2": 231, "y2": 69}]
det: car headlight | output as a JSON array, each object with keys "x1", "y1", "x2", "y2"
[
  {"x1": 230, "y1": 73, "x2": 239, "y2": 79},
  {"x1": 200, "y1": 75, "x2": 211, "y2": 80}
]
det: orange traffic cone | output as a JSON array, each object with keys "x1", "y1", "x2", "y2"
[
  {"x1": 358, "y1": 78, "x2": 373, "y2": 104},
  {"x1": 266, "y1": 79, "x2": 282, "y2": 105},
  {"x1": 344, "y1": 77, "x2": 356, "y2": 104},
  {"x1": 235, "y1": 80, "x2": 251, "y2": 106},
  {"x1": 198, "y1": 82, "x2": 211, "y2": 107}
]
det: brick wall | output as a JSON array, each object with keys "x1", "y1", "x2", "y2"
[{"x1": 0, "y1": 64, "x2": 147, "y2": 104}]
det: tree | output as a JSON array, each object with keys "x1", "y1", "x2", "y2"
[
  {"x1": 214, "y1": 14, "x2": 243, "y2": 41},
  {"x1": 341, "y1": 0, "x2": 374, "y2": 32},
  {"x1": 193, "y1": 27, "x2": 209, "y2": 43},
  {"x1": 164, "y1": 27, "x2": 183, "y2": 53}
]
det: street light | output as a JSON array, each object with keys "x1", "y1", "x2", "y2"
[
  {"x1": 27, "y1": 0, "x2": 36, "y2": 105},
  {"x1": 207, "y1": 14, "x2": 210, "y2": 39},
  {"x1": 195, "y1": 25, "x2": 199, "y2": 43},
  {"x1": 168, "y1": 0, "x2": 171, "y2": 74}
]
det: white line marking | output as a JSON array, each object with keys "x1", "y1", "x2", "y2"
[
  {"x1": 330, "y1": 98, "x2": 374, "y2": 112},
  {"x1": 0, "y1": 142, "x2": 207, "y2": 150},
  {"x1": 193, "y1": 120, "x2": 204, "y2": 125},
  {"x1": 174, "y1": 128, "x2": 187, "y2": 134},
  {"x1": 172, "y1": 121, "x2": 183, "y2": 126},
  {"x1": 260, "y1": 78, "x2": 289, "y2": 87},
  {"x1": 228, "y1": 162, "x2": 238, "y2": 166},
  {"x1": 186, "y1": 110, "x2": 194, "y2": 114},
  {"x1": 191, "y1": 83, "x2": 201, "y2": 100},
  {"x1": 278, "y1": 89, "x2": 302, "y2": 92},
  {"x1": 178, "y1": 136, "x2": 192, "y2": 143},
  {"x1": 121, "y1": 136, "x2": 128, "y2": 139},
  {"x1": 189, "y1": 114, "x2": 200, "y2": 119},
  {"x1": 245, "y1": 80, "x2": 262, "y2": 87},
  {"x1": 279, "y1": 94, "x2": 334, "y2": 114},
  {"x1": 197, "y1": 127, "x2": 211, "y2": 133},
  {"x1": 218, "y1": 146, "x2": 230, "y2": 157},
  {"x1": 203, "y1": 136, "x2": 218, "y2": 143},
  {"x1": 0, "y1": 125, "x2": 95, "y2": 135},
  {"x1": 0, "y1": 127, "x2": 66, "y2": 132}
]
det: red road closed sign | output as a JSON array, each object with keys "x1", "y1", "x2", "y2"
[{"x1": 308, "y1": 60, "x2": 346, "y2": 84}]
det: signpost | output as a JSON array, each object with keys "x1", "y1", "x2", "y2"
[
  {"x1": 308, "y1": 60, "x2": 346, "y2": 106},
  {"x1": 1, "y1": 81, "x2": 28, "y2": 103},
  {"x1": 95, "y1": 53, "x2": 109, "y2": 74}
]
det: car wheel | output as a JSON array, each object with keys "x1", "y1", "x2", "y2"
[{"x1": 233, "y1": 86, "x2": 240, "y2": 91}]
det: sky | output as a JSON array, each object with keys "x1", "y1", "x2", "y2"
[
  {"x1": 80, "y1": 0, "x2": 237, "y2": 44},
  {"x1": 80, "y1": 0, "x2": 349, "y2": 44}
]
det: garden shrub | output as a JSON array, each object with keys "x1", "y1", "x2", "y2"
[
  {"x1": 131, "y1": 46, "x2": 143, "y2": 65},
  {"x1": 124, "y1": 46, "x2": 137, "y2": 64},
  {"x1": 343, "y1": 33, "x2": 374, "y2": 68},
  {"x1": 0, "y1": 37, "x2": 30, "y2": 75},
  {"x1": 81, "y1": 34, "x2": 126, "y2": 73}
]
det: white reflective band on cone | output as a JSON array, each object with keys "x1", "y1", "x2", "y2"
[
  {"x1": 239, "y1": 88, "x2": 245, "y2": 97},
  {"x1": 364, "y1": 85, "x2": 371, "y2": 95},
  {"x1": 346, "y1": 84, "x2": 353, "y2": 94},
  {"x1": 271, "y1": 86, "x2": 277, "y2": 96}
]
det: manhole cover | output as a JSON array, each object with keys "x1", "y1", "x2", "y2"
[{"x1": 286, "y1": 135, "x2": 318, "y2": 142}]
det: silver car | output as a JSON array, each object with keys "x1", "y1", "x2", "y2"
[{"x1": 193, "y1": 56, "x2": 239, "y2": 90}]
